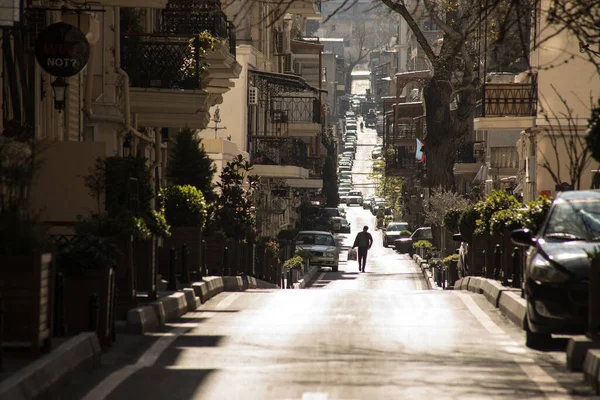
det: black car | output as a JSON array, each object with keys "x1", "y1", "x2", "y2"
[{"x1": 511, "y1": 190, "x2": 600, "y2": 348}]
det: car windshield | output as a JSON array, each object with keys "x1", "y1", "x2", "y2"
[
  {"x1": 387, "y1": 223, "x2": 408, "y2": 231},
  {"x1": 296, "y1": 234, "x2": 335, "y2": 246},
  {"x1": 543, "y1": 197, "x2": 600, "y2": 241}
]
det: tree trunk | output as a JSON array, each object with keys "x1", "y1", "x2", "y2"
[{"x1": 423, "y1": 74, "x2": 475, "y2": 190}]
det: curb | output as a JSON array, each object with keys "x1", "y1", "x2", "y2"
[
  {"x1": 0, "y1": 332, "x2": 101, "y2": 400},
  {"x1": 583, "y1": 349, "x2": 600, "y2": 394},
  {"x1": 127, "y1": 275, "x2": 277, "y2": 334},
  {"x1": 497, "y1": 290, "x2": 527, "y2": 328},
  {"x1": 567, "y1": 336, "x2": 600, "y2": 372},
  {"x1": 294, "y1": 266, "x2": 322, "y2": 289}
]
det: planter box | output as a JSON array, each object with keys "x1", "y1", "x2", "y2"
[
  {"x1": 0, "y1": 253, "x2": 55, "y2": 352},
  {"x1": 64, "y1": 267, "x2": 115, "y2": 349}
]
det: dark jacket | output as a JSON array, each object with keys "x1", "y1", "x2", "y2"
[{"x1": 353, "y1": 231, "x2": 373, "y2": 249}]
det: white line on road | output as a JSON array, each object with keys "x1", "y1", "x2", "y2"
[
  {"x1": 456, "y1": 292, "x2": 571, "y2": 399},
  {"x1": 81, "y1": 293, "x2": 240, "y2": 400}
]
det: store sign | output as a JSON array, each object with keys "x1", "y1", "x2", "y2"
[{"x1": 35, "y1": 22, "x2": 90, "y2": 78}]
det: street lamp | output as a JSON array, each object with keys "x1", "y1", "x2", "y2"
[
  {"x1": 50, "y1": 77, "x2": 68, "y2": 112},
  {"x1": 123, "y1": 134, "x2": 132, "y2": 157}
]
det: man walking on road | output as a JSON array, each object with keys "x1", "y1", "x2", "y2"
[{"x1": 352, "y1": 226, "x2": 373, "y2": 272}]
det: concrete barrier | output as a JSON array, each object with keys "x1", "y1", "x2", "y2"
[
  {"x1": 567, "y1": 336, "x2": 600, "y2": 372},
  {"x1": 294, "y1": 266, "x2": 321, "y2": 289},
  {"x1": 467, "y1": 277, "x2": 484, "y2": 294},
  {"x1": 126, "y1": 306, "x2": 160, "y2": 334},
  {"x1": 182, "y1": 288, "x2": 201, "y2": 311},
  {"x1": 480, "y1": 279, "x2": 509, "y2": 307},
  {"x1": 498, "y1": 290, "x2": 527, "y2": 328},
  {"x1": 0, "y1": 332, "x2": 101, "y2": 400},
  {"x1": 223, "y1": 276, "x2": 248, "y2": 291},
  {"x1": 583, "y1": 349, "x2": 600, "y2": 394}
]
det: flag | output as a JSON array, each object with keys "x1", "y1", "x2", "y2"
[{"x1": 415, "y1": 139, "x2": 425, "y2": 163}]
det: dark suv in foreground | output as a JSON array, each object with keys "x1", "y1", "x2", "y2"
[{"x1": 512, "y1": 190, "x2": 599, "y2": 348}]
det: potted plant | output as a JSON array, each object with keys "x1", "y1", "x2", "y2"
[
  {"x1": 413, "y1": 240, "x2": 435, "y2": 260},
  {"x1": 442, "y1": 254, "x2": 460, "y2": 286},
  {"x1": 282, "y1": 254, "x2": 305, "y2": 283},
  {"x1": 0, "y1": 138, "x2": 54, "y2": 352},
  {"x1": 56, "y1": 231, "x2": 120, "y2": 349},
  {"x1": 295, "y1": 249, "x2": 312, "y2": 272}
]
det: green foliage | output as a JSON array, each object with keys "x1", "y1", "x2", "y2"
[
  {"x1": 586, "y1": 246, "x2": 600, "y2": 261},
  {"x1": 424, "y1": 187, "x2": 469, "y2": 227},
  {"x1": 0, "y1": 212, "x2": 49, "y2": 256},
  {"x1": 490, "y1": 208, "x2": 525, "y2": 235},
  {"x1": 159, "y1": 185, "x2": 207, "y2": 228},
  {"x1": 442, "y1": 254, "x2": 460, "y2": 265},
  {"x1": 474, "y1": 190, "x2": 521, "y2": 234},
  {"x1": 443, "y1": 209, "x2": 463, "y2": 232},
  {"x1": 522, "y1": 195, "x2": 553, "y2": 235},
  {"x1": 399, "y1": 230, "x2": 412, "y2": 238},
  {"x1": 209, "y1": 155, "x2": 258, "y2": 240},
  {"x1": 586, "y1": 100, "x2": 600, "y2": 164},
  {"x1": 166, "y1": 128, "x2": 217, "y2": 203},
  {"x1": 458, "y1": 205, "x2": 480, "y2": 242},
  {"x1": 146, "y1": 208, "x2": 171, "y2": 238},
  {"x1": 383, "y1": 215, "x2": 394, "y2": 225},
  {"x1": 295, "y1": 249, "x2": 312, "y2": 259},
  {"x1": 413, "y1": 240, "x2": 434, "y2": 250},
  {"x1": 56, "y1": 232, "x2": 121, "y2": 276},
  {"x1": 76, "y1": 211, "x2": 152, "y2": 240},
  {"x1": 283, "y1": 255, "x2": 304, "y2": 270}
]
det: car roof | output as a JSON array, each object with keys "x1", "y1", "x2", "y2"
[
  {"x1": 388, "y1": 222, "x2": 408, "y2": 225},
  {"x1": 555, "y1": 190, "x2": 600, "y2": 200},
  {"x1": 296, "y1": 230, "x2": 334, "y2": 236}
]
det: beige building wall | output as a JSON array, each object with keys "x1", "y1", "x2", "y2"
[{"x1": 31, "y1": 141, "x2": 107, "y2": 222}]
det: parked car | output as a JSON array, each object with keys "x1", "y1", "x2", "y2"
[
  {"x1": 294, "y1": 231, "x2": 340, "y2": 272},
  {"x1": 363, "y1": 195, "x2": 375, "y2": 209},
  {"x1": 382, "y1": 222, "x2": 410, "y2": 247},
  {"x1": 346, "y1": 190, "x2": 363, "y2": 206},
  {"x1": 394, "y1": 227, "x2": 433, "y2": 255},
  {"x1": 331, "y1": 217, "x2": 351, "y2": 234},
  {"x1": 511, "y1": 190, "x2": 600, "y2": 348}
]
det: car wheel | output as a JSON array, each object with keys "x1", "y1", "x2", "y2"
[
  {"x1": 332, "y1": 264, "x2": 339, "y2": 272},
  {"x1": 525, "y1": 318, "x2": 552, "y2": 349},
  {"x1": 383, "y1": 241, "x2": 387, "y2": 248}
]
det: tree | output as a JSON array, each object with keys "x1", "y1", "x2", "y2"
[
  {"x1": 587, "y1": 101, "x2": 600, "y2": 164},
  {"x1": 209, "y1": 155, "x2": 259, "y2": 240},
  {"x1": 166, "y1": 128, "x2": 217, "y2": 203},
  {"x1": 321, "y1": 126, "x2": 339, "y2": 207},
  {"x1": 537, "y1": 89, "x2": 593, "y2": 190}
]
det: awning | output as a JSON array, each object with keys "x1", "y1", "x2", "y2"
[
  {"x1": 286, "y1": 178, "x2": 323, "y2": 189},
  {"x1": 248, "y1": 69, "x2": 318, "y2": 92}
]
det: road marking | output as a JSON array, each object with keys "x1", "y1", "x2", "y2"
[
  {"x1": 81, "y1": 293, "x2": 239, "y2": 400},
  {"x1": 302, "y1": 393, "x2": 329, "y2": 400},
  {"x1": 456, "y1": 292, "x2": 571, "y2": 399}
]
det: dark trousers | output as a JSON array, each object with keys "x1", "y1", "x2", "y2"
[{"x1": 357, "y1": 247, "x2": 368, "y2": 270}]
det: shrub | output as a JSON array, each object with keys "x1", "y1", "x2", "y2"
[
  {"x1": 489, "y1": 208, "x2": 524, "y2": 235},
  {"x1": 277, "y1": 229, "x2": 298, "y2": 240},
  {"x1": 474, "y1": 190, "x2": 521, "y2": 234},
  {"x1": 522, "y1": 195, "x2": 553, "y2": 235},
  {"x1": 458, "y1": 205, "x2": 479, "y2": 243},
  {"x1": 442, "y1": 254, "x2": 460, "y2": 266},
  {"x1": 159, "y1": 185, "x2": 207, "y2": 228},
  {"x1": 399, "y1": 230, "x2": 412, "y2": 238},
  {"x1": 443, "y1": 209, "x2": 462, "y2": 232},
  {"x1": 56, "y1": 232, "x2": 120, "y2": 277},
  {"x1": 282, "y1": 255, "x2": 304, "y2": 270},
  {"x1": 413, "y1": 240, "x2": 434, "y2": 250}
]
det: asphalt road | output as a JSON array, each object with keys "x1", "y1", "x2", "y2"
[{"x1": 54, "y1": 125, "x2": 597, "y2": 399}]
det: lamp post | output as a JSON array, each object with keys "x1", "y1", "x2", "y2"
[
  {"x1": 50, "y1": 77, "x2": 68, "y2": 112},
  {"x1": 123, "y1": 134, "x2": 132, "y2": 157}
]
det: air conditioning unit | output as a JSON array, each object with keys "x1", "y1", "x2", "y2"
[
  {"x1": 248, "y1": 86, "x2": 258, "y2": 105},
  {"x1": 283, "y1": 54, "x2": 293, "y2": 73},
  {"x1": 525, "y1": 156, "x2": 536, "y2": 183}
]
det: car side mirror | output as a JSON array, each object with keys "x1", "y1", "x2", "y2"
[
  {"x1": 511, "y1": 228, "x2": 535, "y2": 247},
  {"x1": 453, "y1": 233, "x2": 463, "y2": 242}
]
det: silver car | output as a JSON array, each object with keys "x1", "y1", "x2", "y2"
[{"x1": 294, "y1": 231, "x2": 340, "y2": 272}]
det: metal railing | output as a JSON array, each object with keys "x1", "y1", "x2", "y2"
[
  {"x1": 475, "y1": 82, "x2": 537, "y2": 118},
  {"x1": 251, "y1": 137, "x2": 308, "y2": 168},
  {"x1": 121, "y1": 34, "x2": 204, "y2": 90},
  {"x1": 160, "y1": 1, "x2": 236, "y2": 58},
  {"x1": 456, "y1": 141, "x2": 477, "y2": 163},
  {"x1": 271, "y1": 96, "x2": 321, "y2": 124},
  {"x1": 490, "y1": 146, "x2": 519, "y2": 169}
]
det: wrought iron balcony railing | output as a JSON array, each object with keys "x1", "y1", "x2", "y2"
[
  {"x1": 385, "y1": 146, "x2": 418, "y2": 172},
  {"x1": 456, "y1": 141, "x2": 478, "y2": 163},
  {"x1": 271, "y1": 96, "x2": 321, "y2": 124},
  {"x1": 160, "y1": 0, "x2": 236, "y2": 58},
  {"x1": 490, "y1": 146, "x2": 519, "y2": 169},
  {"x1": 250, "y1": 137, "x2": 308, "y2": 168},
  {"x1": 121, "y1": 34, "x2": 204, "y2": 90},
  {"x1": 475, "y1": 82, "x2": 537, "y2": 118}
]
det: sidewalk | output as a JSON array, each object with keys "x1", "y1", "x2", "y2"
[
  {"x1": 0, "y1": 274, "x2": 280, "y2": 400},
  {"x1": 412, "y1": 254, "x2": 600, "y2": 396}
]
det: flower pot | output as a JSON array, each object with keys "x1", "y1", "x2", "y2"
[
  {"x1": 64, "y1": 267, "x2": 116, "y2": 349},
  {"x1": 0, "y1": 253, "x2": 55, "y2": 352}
]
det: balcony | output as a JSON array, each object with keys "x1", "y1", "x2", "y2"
[
  {"x1": 385, "y1": 146, "x2": 419, "y2": 178},
  {"x1": 490, "y1": 146, "x2": 519, "y2": 174},
  {"x1": 454, "y1": 141, "x2": 482, "y2": 175},
  {"x1": 271, "y1": 96, "x2": 321, "y2": 138},
  {"x1": 474, "y1": 82, "x2": 537, "y2": 131},
  {"x1": 250, "y1": 137, "x2": 309, "y2": 169},
  {"x1": 280, "y1": 0, "x2": 321, "y2": 18},
  {"x1": 120, "y1": 0, "x2": 241, "y2": 128}
]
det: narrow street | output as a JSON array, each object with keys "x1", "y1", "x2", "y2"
[{"x1": 52, "y1": 126, "x2": 596, "y2": 399}]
